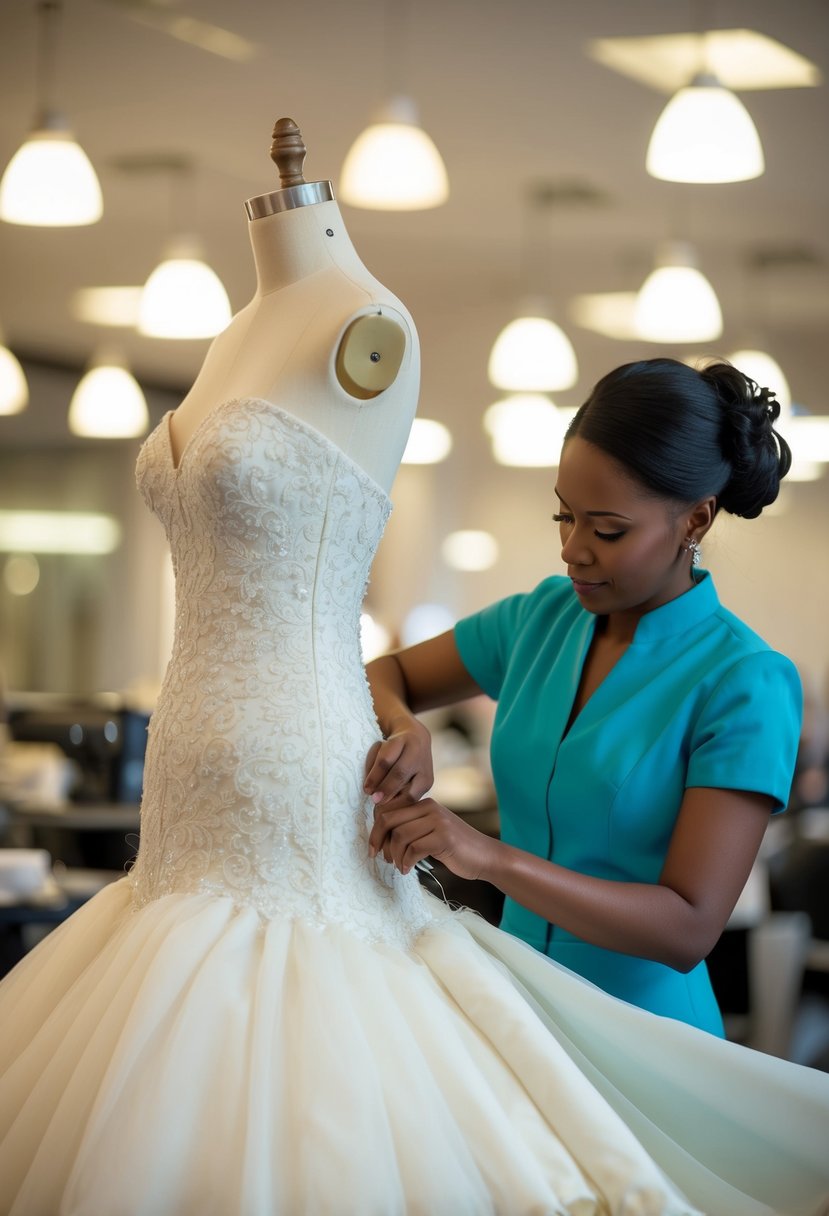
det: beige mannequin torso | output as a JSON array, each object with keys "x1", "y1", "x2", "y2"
[{"x1": 169, "y1": 199, "x2": 418, "y2": 494}]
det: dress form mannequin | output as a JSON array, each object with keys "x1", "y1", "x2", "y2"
[{"x1": 169, "y1": 118, "x2": 418, "y2": 493}]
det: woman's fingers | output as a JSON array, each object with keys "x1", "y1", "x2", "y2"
[
  {"x1": 368, "y1": 801, "x2": 432, "y2": 861},
  {"x1": 369, "y1": 798, "x2": 496, "y2": 882},
  {"x1": 370, "y1": 799, "x2": 449, "y2": 874},
  {"x1": 364, "y1": 732, "x2": 433, "y2": 803}
]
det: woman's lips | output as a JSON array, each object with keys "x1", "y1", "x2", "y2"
[{"x1": 570, "y1": 577, "x2": 607, "y2": 595}]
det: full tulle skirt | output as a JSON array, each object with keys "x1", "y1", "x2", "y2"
[{"x1": 0, "y1": 880, "x2": 827, "y2": 1216}]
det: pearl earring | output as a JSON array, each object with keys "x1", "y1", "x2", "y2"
[{"x1": 685, "y1": 538, "x2": 701, "y2": 567}]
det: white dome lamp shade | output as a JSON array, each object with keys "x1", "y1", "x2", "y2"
[
  {"x1": 647, "y1": 71, "x2": 764, "y2": 184},
  {"x1": 139, "y1": 236, "x2": 231, "y2": 340},
  {"x1": 488, "y1": 312, "x2": 578, "y2": 393},
  {"x1": 340, "y1": 96, "x2": 448, "y2": 211},
  {"x1": 635, "y1": 241, "x2": 723, "y2": 344},
  {"x1": 484, "y1": 395, "x2": 568, "y2": 467},
  {"x1": 0, "y1": 331, "x2": 29, "y2": 415},
  {"x1": 68, "y1": 353, "x2": 149, "y2": 438},
  {"x1": 488, "y1": 182, "x2": 579, "y2": 393},
  {"x1": 401, "y1": 418, "x2": 453, "y2": 464},
  {"x1": 0, "y1": 2, "x2": 102, "y2": 226}
]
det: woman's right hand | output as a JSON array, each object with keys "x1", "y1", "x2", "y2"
[{"x1": 364, "y1": 717, "x2": 434, "y2": 806}]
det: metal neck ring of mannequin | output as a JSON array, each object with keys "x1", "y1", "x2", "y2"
[{"x1": 244, "y1": 179, "x2": 334, "y2": 220}]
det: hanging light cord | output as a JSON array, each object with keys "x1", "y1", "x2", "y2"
[
  {"x1": 383, "y1": 0, "x2": 409, "y2": 101},
  {"x1": 35, "y1": 0, "x2": 62, "y2": 127},
  {"x1": 693, "y1": 0, "x2": 712, "y2": 73},
  {"x1": 521, "y1": 186, "x2": 554, "y2": 303}
]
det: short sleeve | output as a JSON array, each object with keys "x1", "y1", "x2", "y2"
[
  {"x1": 686, "y1": 650, "x2": 803, "y2": 811},
  {"x1": 454, "y1": 592, "x2": 529, "y2": 700}
]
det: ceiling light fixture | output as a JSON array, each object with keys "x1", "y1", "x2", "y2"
[
  {"x1": 568, "y1": 292, "x2": 641, "y2": 341},
  {"x1": 484, "y1": 395, "x2": 568, "y2": 467},
  {"x1": 340, "y1": 96, "x2": 448, "y2": 211},
  {"x1": 71, "y1": 286, "x2": 144, "y2": 328},
  {"x1": 441, "y1": 531, "x2": 499, "y2": 573},
  {"x1": 0, "y1": 510, "x2": 121, "y2": 555},
  {"x1": 784, "y1": 415, "x2": 829, "y2": 466},
  {"x1": 339, "y1": 3, "x2": 448, "y2": 210},
  {"x1": 488, "y1": 184, "x2": 579, "y2": 392},
  {"x1": 0, "y1": 330, "x2": 29, "y2": 415},
  {"x1": 0, "y1": 1, "x2": 102, "y2": 226},
  {"x1": 646, "y1": 68, "x2": 764, "y2": 183},
  {"x1": 635, "y1": 240, "x2": 722, "y2": 343},
  {"x1": 588, "y1": 29, "x2": 821, "y2": 94},
  {"x1": 488, "y1": 313, "x2": 578, "y2": 394},
  {"x1": 68, "y1": 352, "x2": 149, "y2": 438},
  {"x1": 401, "y1": 418, "x2": 452, "y2": 464},
  {"x1": 139, "y1": 235, "x2": 231, "y2": 339},
  {"x1": 112, "y1": 155, "x2": 232, "y2": 340}
]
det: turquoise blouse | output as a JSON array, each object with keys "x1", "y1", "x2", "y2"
[{"x1": 454, "y1": 572, "x2": 802, "y2": 1035}]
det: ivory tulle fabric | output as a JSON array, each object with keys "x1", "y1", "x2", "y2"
[{"x1": 1, "y1": 398, "x2": 827, "y2": 1216}]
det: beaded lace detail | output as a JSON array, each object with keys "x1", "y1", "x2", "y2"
[{"x1": 132, "y1": 398, "x2": 432, "y2": 948}]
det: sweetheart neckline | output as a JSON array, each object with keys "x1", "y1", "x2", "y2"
[{"x1": 160, "y1": 397, "x2": 391, "y2": 504}]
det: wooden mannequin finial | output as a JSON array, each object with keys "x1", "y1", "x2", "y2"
[
  {"x1": 245, "y1": 116, "x2": 332, "y2": 218},
  {"x1": 270, "y1": 118, "x2": 307, "y2": 189}
]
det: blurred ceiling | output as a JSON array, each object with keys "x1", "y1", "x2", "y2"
[{"x1": 0, "y1": 0, "x2": 827, "y2": 451}]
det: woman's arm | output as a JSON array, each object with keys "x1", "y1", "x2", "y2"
[
  {"x1": 364, "y1": 631, "x2": 484, "y2": 803},
  {"x1": 369, "y1": 785, "x2": 772, "y2": 971}
]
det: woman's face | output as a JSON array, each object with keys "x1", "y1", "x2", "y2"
[{"x1": 554, "y1": 436, "x2": 697, "y2": 623}]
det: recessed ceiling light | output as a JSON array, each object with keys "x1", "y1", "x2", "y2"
[
  {"x1": 588, "y1": 29, "x2": 821, "y2": 93},
  {"x1": 112, "y1": 5, "x2": 258, "y2": 62}
]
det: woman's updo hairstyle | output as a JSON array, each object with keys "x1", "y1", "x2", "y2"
[{"x1": 565, "y1": 357, "x2": 792, "y2": 518}]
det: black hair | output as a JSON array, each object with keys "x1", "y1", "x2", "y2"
[{"x1": 565, "y1": 357, "x2": 792, "y2": 519}]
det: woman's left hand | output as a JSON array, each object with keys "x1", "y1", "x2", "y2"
[{"x1": 368, "y1": 795, "x2": 499, "y2": 881}]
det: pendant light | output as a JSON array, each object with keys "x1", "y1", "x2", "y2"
[
  {"x1": 484, "y1": 395, "x2": 568, "y2": 467},
  {"x1": 401, "y1": 418, "x2": 452, "y2": 464},
  {"x1": 441, "y1": 531, "x2": 499, "y2": 573},
  {"x1": 646, "y1": 22, "x2": 764, "y2": 184},
  {"x1": 339, "y1": 2, "x2": 448, "y2": 210},
  {"x1": 340, "y1": 96, "x2": 448, "y2": 211},
  {"x1": 0, "y1": 1, "x2": 102, "y2": 226},
  {"x1": 785, "y1": 415, "x2": 829, "y2": 466},
  {"x1": 488, "y1": 311, "x2": 577, "y2": 393},
  {"x1": 135, "y1": 159, "x2": 231, "y2": 339},
  {"x1": 139, "y1": 235, "x2": 231, "y2": 339},
  {"x1": 635, "y1": 240, "x2": 722, "y2": 343},
  {"x1": 488, "y1": 185, "x2": 578, "y2": 392},
  {"x1": 68, "y1": 352, "x2": 149, "y2": 438},
  {"x1": 0, "y1": 331, "x2": 29, "y2": 415},
  {"x1": 726, "y1": 256, "x2": 794, "y2": 419},
  {"x1": 647, "y1": 70, "x2": 764, "y2": 184}
]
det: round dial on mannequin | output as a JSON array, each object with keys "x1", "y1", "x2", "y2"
[
  {"x1": 336, "y1": 314, "x2": 407, "y2": 398},
  {"x1": 168, "y1": 118, "x2": 418, "y2": 495}
]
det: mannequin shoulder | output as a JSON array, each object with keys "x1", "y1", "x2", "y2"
[{"x1": 335, "y1": 311, "x2": 408, "y2": 399}]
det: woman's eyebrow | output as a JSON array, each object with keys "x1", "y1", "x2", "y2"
[{"x1": 554, "y1": 491, "x2": 633, "y2": 521}]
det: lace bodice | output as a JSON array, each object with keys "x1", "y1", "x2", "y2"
[{"x1": 132, "y1": 397, "x2": 431, "y2": 948}]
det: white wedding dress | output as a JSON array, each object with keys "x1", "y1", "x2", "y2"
[{"x1": 1, "y1": 397, "x2": 827, "y2": 1216}]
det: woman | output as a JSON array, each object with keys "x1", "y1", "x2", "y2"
[{"x1": 365, "y1": 357, "x2": 801, "y2": 1036}]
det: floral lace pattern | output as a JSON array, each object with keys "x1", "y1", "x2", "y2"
[{"x1": 132, "y1": 398, "x2": 432, "y2": 948}]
